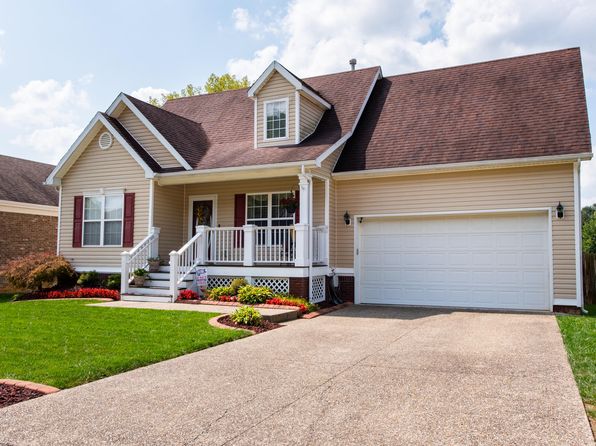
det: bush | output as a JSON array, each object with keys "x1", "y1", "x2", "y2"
[
  {"x1": 237, "y1": 285, "x2": 273, "y2": 304},
  {"x1": 1, "y1": 253, "x2": 77, "y2": 291},
  {"x1": 178, "y1": 289, "x2": 199, "y2": 300},
  {"x1": 105, "y1": 274, "x2": 121, "y2": 290},
  {"x1": 230, "y1": 277, "x2": 248, "y2": 295},
  {"x1": 266, "y1": 296, "x2": 317, "y2": 314},
  {"x1": 77, "y1": 270, "x2": 101, "y2": 287},
  {"x1": 208, "y1": 286, "x2": 235, "y2": 300},
  {"x1": 230, "y1": 306, "x2": 262, "y2": 326}
]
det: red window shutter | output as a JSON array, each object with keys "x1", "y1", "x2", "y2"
[
  {"x1": 72, "y1": 195, "x2": 83, "y2": 248},
  {"x1": 294, "y1": 190, "x2": 300, "y2": 223},
  {"x1": 234, "y1": 194, "x2": 246, "y2": 227},
  {"x1": 123, "y1": 193, "x2": 135, "y2": 247}
]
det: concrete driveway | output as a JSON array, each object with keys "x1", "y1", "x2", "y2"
[{"x1": 0, "y1": 306, "x2": 592, "y2": 445}]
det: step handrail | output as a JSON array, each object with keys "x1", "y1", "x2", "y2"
[
  {"x1": 169, "y1": 226, "x2": 208, "y2": 300},
  {"x1": 121, "y1": 227, "x2": 160, "y2": 294}
]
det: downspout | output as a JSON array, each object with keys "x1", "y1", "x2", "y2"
[
  {"x1": 56, "y1": 185, "x2": 62, "y2": 255},
  {"x1": 575, "y1": 160, "x2": 587, "y2": 314}
]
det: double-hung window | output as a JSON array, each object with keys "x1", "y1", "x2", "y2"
[
  {"x1": 264, "y1": 99, "x2": 288, "y2": 140},
  {"x1": 247, "y1": 192, "x2": 295, "y2": 244},
  {"x1": 83, "y1": 194, "x2": 124, "y2": 246}
]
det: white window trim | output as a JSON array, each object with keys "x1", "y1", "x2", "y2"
[
  {"x1": 82, "y1": 193, "x2": 124, "y2": 247},
  {"x1": 246, "y1": 191, "x2": 296, "y2": 227},
  {"x1": 263, "y1": 98, "x2": 290, "y2": 142}
]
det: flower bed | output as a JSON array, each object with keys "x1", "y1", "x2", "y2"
[
  {"x1": 0, "y1": 383, "x2": 44, "y2": 409},
  {"x1": 20, "y1": 288, "x2": 120, "y2": 301},
  {"x1": 217, "y1": 315, "x2": 281, "y2": 334}
]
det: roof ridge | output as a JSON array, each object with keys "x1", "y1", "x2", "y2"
[
  {"x1": 124, "y1": 93, "x2": 203, "y2": 126},
  {"x1": 383, "y1": 47, "x2": 580, "y2": 80}
]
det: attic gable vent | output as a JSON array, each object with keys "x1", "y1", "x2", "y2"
[{"x1": 98, "y1": 131, "x2": 113, "y2": 150}]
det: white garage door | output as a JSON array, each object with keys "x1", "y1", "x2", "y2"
[{"x1": 357, "y1": 212, "x2": 550, "y2": 310}]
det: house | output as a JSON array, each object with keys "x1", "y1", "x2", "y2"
[
  {"x1": 45, "y1": 48, "x2": 592, "y2": 311},
  {"x1": 0, "y1": 155, "x2": 59, "y2": 289}
]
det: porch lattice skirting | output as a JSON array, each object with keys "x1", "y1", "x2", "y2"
[
  {"x1": 310, "y1": 276, "x2": 326, "y2": 303},
  {"x1": 207, "y1": 276, "x2": 290, "y2": 295}
]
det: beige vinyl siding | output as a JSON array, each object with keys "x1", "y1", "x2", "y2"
[
  {"x1": 59, "y1": 125, "x2": 150, "y2": 270},
  {"x1": 153, "y1": 184, "x2": 184, "y2": 257},
  {"x1": 256, "y1": 72, "x2": 295, "y2": 147},
  {"x1": 312, "y1": 178, "x2": 325, "y2": 226},
  {"x1": 299, "y1": 94, "x2": 324, "y2": 141},
  {"x1": 334, "y1": 164, "x2": 577, "y2": 300},
  {"x1": 118, "y1": 108, "x2": 182, "y2": 169}
]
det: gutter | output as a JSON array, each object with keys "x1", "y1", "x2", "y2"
[{"x1": 333, "y1": 152, "x2": 594, "y2": 180}]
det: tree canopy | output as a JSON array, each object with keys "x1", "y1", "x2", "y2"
[
  {"x1": 582, "y1": 204, "x2": 596, "y2": 253},
  {"x1": 148, "y1": 73, "x2": 250, "y2": 106}
]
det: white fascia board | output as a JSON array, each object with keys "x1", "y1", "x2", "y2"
[
  {"x1": 46, "y1": 113, "x2": 103, "y2": 185},
  {"x1": 333, "y1": 152, "x2": 594, "y2": 180},
  {"x1": 315, "y1": 67, "x2": 383, "y2": 168},
  {"x1": 0, "y1": 199, "x2": 58, "y2": 216},
  {"x1": 45, "y1": 112, "x2": 157, "y2": 185},
  {"x1": 248, "y1": 61, "x2": 331, "y2": 110},
  {"x1": 109, "y1": 93, "x2": 193, "y2": 171}
]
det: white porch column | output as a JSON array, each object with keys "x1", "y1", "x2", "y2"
[
  {"x1": 150, "y1": 227, "x2": 160, "y2": 258},
  {"x1": 296, "y1": 173, "x2": 312, "y2": 267},
  {"x1": 194, "y1": 225, "x2": 209, "y2": 265},
  {"x1": 169, "y1": 250, "x2": 180, "y2": 300},
  {"x1": 298, "y1": 173, "x2": 311, "y2": 225},
  {"x1": 120, "y1": 251, "x2": 130, "y2": 294},
  {"x1": 295, "y1": 223, "x2": 310, "y2": 266},
  {"x1": 243, "y1": 224, "x2": 256, "y2": 266}
]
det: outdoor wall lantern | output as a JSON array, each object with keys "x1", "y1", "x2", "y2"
[
  {"x1": 556, "y1": 202, "x2": 564, "y2": 219},
  {"x1": 344, "y1": 211, "x2": 351, "y2": 225}
]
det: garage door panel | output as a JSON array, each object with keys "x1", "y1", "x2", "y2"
[{"x1": 359, "y1": 212, "x2": 550, "y2": 310}]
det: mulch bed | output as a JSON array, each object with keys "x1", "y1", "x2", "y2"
[
  {"x1": 218, "y1": 315, "x2": 282, "y2": 334},
  {"x1": 0, "y1": 383, "x2": 44, "y2": 408}
]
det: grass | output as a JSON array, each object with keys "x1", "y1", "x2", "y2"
[
  {"x1": 0, "y1": 295, "x2": 249, "y2": 388},
  {"x1": 557, "y1": 304, "x2": 596, "y2": 421}
]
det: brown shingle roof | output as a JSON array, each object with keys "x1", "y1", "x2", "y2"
[
  {"x1": 0, "y1": 155, "x2": 58, "y2": 206},
  {"x1": 157, "y1": 66, "x2": 381, "y2": 170},
  {"x1": 335, "y1": 48, "x2": 592, "y2": 172}
]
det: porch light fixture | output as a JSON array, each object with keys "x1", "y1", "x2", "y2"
[
  {"x1": 343, "y1": 211, "x2": 351, "y2": 226},
  {"x1": 556, "y1": 202, "x2": 564, "y2": 219}
]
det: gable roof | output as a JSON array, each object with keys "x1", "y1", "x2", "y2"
[
  {"x1": 159, "y1": 66, "x2": 381, "y2": 170},
  {"x1": 247, "y1": 61, "x2": 332, "y2": 109},
  {"x1": 0, "y1": 155, "x2": 58, "y2": 206},
  {"x1": 335, "y1": 48, "x2": 592, "y2": 173}
]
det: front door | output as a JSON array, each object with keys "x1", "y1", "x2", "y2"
[{"x1": 191, "y1": 199, "x2": 215, "y2": 236}]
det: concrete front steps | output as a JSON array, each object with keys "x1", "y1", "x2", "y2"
[{"x1": 121, "y1": 265, "x2": 194, "y2": 303}]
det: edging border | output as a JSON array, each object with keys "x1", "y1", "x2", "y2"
[
  {"x1": 177, "y1": 299, "x2": 301, "y2": 311},
  {"x1": 301, "y1": 302, "x2": 353, "y2": 319},
  {"x1": 208, "y1": 315, "x2": 253, "y2": 333},
  {"x1": 0, "y1": 379, "x2": 60, "y2": 395}
]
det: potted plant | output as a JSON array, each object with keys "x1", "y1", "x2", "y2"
[
  {"x1": 147, "y1": 257, "x2": 160, "y2": 272},
  {"x1": 133, "y1": 268, "x2": 148, "y2": 287},
  {"x1": 280, "y1": 193, "x2": 299, "y2": 215}
]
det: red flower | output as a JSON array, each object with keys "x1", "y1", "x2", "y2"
[{"x1": 178, "y1": 289, "x2": 199, "y2": 300}]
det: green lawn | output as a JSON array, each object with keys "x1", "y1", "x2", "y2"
[
  {"x1": 0, "y1": 295, "x2": 248, "y2": 388},
  {"x1": 557, "y1": 304, "x2": 596, "y2": 420}
]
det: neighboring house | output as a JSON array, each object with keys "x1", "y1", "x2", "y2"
[
  {"x1": 45, "y1": 48, "x2": 591, "y2": 311},
  {"x1": 0, "y1": 155, "x2": 59, "y2": 289}
]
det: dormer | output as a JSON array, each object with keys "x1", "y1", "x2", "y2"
[{"x1": 248, "y1": 61, "x2": 331, "y2": 148}]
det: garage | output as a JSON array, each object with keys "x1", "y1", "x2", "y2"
[{"x1": 356, "y1": 211, "x2": 551, "y2": 310}]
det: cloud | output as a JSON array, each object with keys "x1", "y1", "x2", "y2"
[
  {"x1": 227, "y1": 45, "x2": 279, "y2": 82},
  {"x1": 130, "y1": 86, "x2": 170, "y2": 102},
  {"x1": 0, "y1": 78, "x2": 91, "y2": 162},
  {"x1": 231, "y1": 7, "x2": 281, "y2": 39},
  {"x1": 232, "y1": 8, "x2": 256, "y2": 32}
]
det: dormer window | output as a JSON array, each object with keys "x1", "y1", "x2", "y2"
[{"x1": 264, "y1": 99, "x2": 288, "y2": 140}]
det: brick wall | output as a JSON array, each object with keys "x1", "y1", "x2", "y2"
[
  {"x1": 0, "y1": 211, "x2": 58, "y2": 290},
  {"x1": 289, "y1": 277, "x2": 309, "y2": 300}
]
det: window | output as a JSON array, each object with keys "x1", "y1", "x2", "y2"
[
  {"x1": 247, "y1": 192, "x2": 295, "y2": 245},
  {"x1": 264, "y1": 99, "x2": 288, "y2": 140},
  {"x1": 83, "y1": 194, "x2": 123, "y2": 246}
]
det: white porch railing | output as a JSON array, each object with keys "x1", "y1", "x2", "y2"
[
  {"x1": 312, "y1": 225, "x2": 328, "y2": 265},
  {"x1": 169, "y1": 225, "x2": 208, "y2": 300},
  {"x1": 121, "y1": 227, "x2": 160, "y2": 294},
  {"x1": 208, "y1": 227, "x2": 244, "y2": 264},
  {"x1": 255, "y1": 226, "x2": 296, "y2": 264}
]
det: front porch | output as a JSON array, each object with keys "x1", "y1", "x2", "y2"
[{"x1": 120, "y1": 173, "x2": 330, "y2": 303}]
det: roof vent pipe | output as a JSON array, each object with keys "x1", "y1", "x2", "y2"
[{"x1": 349, "y1": 58, "x2": 357, "y2": 71}]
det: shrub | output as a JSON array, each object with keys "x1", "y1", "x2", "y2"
[
  {"x1": 236, "y1": 285, "x2": 273, "y2": 304},
  {"x1": 207, "y1": 286, "x2": 235, "y2": 300},
  {"x1": 77, "y1": 270, "x2": 101, "y2": 287},
  {"x1": 266, "y1": 296, "x2": 317, "y2": 314},
  {"x1": 178, "y1": 289, "x2": 199, "y2": 300},
  {"x1": 133, "y1": 268, "x2": 148, "y2": 277},
  {"x1": 105, "y1": 274, "x2": 121, "y2": 290},
  {"x1": 1, "y1": 253, "x2": 77, "y2": 291},
  {"x1": 230, "y1": 306, "x2": 262, "y2": 326},
  {"x1": 217, "y1": 295, "x2": 237, "y2": 302},
  {"x1": 230, "y1": 277, "x2": 248, "y2": 295}
]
